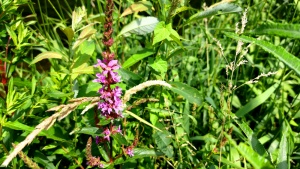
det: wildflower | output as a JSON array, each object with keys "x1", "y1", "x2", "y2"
[
  {"x1": 112, "y1": 125, "x2": 122, "y2": 135},
  {"x1": 103, "y1": 128, "x2": 111, "y2": 141},
  {"x1": 125, "y1": 146, "x2": 134, "y2": 157}
]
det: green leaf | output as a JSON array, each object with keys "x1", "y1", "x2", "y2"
[
  {"x1": 120, "y1": 1, "x2": 152, "y2": 17},
  {"x1": 98, "y1": 146, "x2": 110, "y2": 162},
  {"x1": 76, "y1": 127, "x2": 102, "y2": 135},
  {"x1": 149, "y1": 58, "x2": 168, "y2": 76},
  {"x1": 118, "y1": 68, "x2": 142, "y2": 87},
  {"x1": 237, "y1": 143, "x2": 273, "y2": 169},
  {"x1": 122, "y1": 48, "x2": 154, "y2": 69},
  {"x1": 72, "y1": 24, "x2": 96, "y2": 49},
  {"x1": 230, "y1": 113, "x2": 269, "y2": 158},
  {"x1": 226, "y1": 133, "x2": 273, "y2": 169},
  {"x1": 30, "y1": 52, "x2": 63, "y2": 65},
  {"x1": 72, "y1": 40, "x2": 95, "y2": 69},
  {"x1": 224, "y1": 32, "x2": 300, "y2": 76},
  {"x1": 153, "y1": 21, "x2": 171, "y2": 45},
  {"x1": 276, "y1": 127, "x2": 288, "y2": 169},
  {"x1": 3, "y1": 121, "x2": 67, "y2": 142},
  {"x1": 249, "y1": 23, "x2": 300, "y2": 39},
  {"x1": 212, "y1": 155, "x2": 243, "y2": 169},
  {"x1": 5, "y1": 25, "x2": 17, "y2": 46},
  {"x1": 169, "y1": 82, "x2": 202, "y2": 105},
  {"x1": 111, "y1": 133, "x2": 129, "y2": 146},
  {"x1": 33, "y1": 151, "x2": 56, "y2": 169},
  {"x1": 72, "y1": 64, "x2": 95, "y2": 76},
  {"x1": 114, "y1": 148, "x2": 164, "y2": 165},
  {"x1": 46, "y1": 90, "x2": 73, "y2": 98},
  {"x1": 153, "y1": 124, "x2": 174, "y2": 158},
  {"x1": 235, "y1": 83, "x2": 279, "y2": 117},
  {"x1": 61, "y1": 27, "x2": 74, "y2": 43},
  {"x1": 186, "y1": 2, "x2": 242, "y2": 24},
  {"x1": 118, "y1": 16, "x2": 159, "y2": 37}
]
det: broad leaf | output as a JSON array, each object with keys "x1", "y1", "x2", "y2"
[
  {"x1": 72, "y1": 40, "x2": 95, "y2": 69},
  {"x1": 122, "y1": 48, "x2": 154, "y2": 69},
  {"x1": 153, "y1": 123, "x2": 174, "y2": 157},
  {"x1": 61, "y1": 27, "x2": 74, "y2": 43},
  {"x1": 72, "y1": 24, "x2": 96, "y2": 49},
  {"x1": 169, "y1": 82, "x2": 202, "y2": 105},
  {"x1": 186, "y1": 2, "x2": 242, "y2": 24},
  {"x1": 118, "y1": 16, "x2": 159, "y2": 37},
  {"x1": 150, "y1": 58, "x2": 168, "y2": 76},
  {"x1": 153, "y1": 22, "x2": 171, "y2": 45},
  {"x1": 111, "y1": 133, "x2": 129, "y2": 146},
  {"x1": 276, "y1": 127, "x2": 289, "y2": 169}
]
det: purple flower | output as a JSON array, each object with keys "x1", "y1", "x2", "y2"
[
  {"x1": 125, "y1": 147, "x2": 134, "y2": 157},
  {"x1": 94, "y1": 73, "x2": 108, "y2": 84},
  {"x1": 94, "y1": 59, "x2": 119, "y2": 72},
  {"x1": 109, "y1": 71, "x2": 121, "y2": 83},
  {"x1": 95, "y1": 136, "x2": 101, "y2": 144},
  {"x1": 113, "y1": 125, "x2": 122, "y2": 135},
  {"x1": 103, "y1": 128, "x2": 111, "y2": 141}
]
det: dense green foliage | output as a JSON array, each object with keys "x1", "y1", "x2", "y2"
[{"x1": 1, "y1": 0, "x2": 300, "y2": 168}]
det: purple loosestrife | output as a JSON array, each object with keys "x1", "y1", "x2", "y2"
[
  {"x1": 88, "y1": 1, "x2": 135, "y2": 166},
  {"x1": 93, "y1": 0, "x2": 123, "y2": 120}
]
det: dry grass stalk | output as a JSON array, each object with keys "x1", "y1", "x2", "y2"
[
  {"x1": 1, "y1": 96, "x2": 99, "y2": 167},
  {"x1": 123, "y1": 80, "x2": 172, "y2": 104},
  {"x1": 12, "y1": 143, "x2": 41, "y2": 169}
]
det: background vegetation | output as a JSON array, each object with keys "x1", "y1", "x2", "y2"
[{"x1": 1, "y1": 0, "x2": 300, "y2": 168}]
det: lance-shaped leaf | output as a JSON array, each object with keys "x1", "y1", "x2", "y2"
[
  {"x1": 30, "y1": 51, "x2": 63, "y2": 65},
  {"x1": 120, "y1": 1, "x2": 152, "y2": 17},
  {"x1": 186, "y1": 2, "x2": 242, "y2": 24}
]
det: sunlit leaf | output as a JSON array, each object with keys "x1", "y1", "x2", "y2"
[
  {"x1": 72, "y1": 24, "x2": 96, "y2": 49},
  {"x1": 186, "y1": 2, "x2": 242, "y2": 24},
  {"x1": 150, "y1": 58, "x2": 168, "y2": 76},
  {"x1": 122, "y1": 48, "x2": 154, "y2": 69},
  {"x1": 61, "y1": 27, "x2": 74, "y2": 43},
  {"x1": 118, "y1": 16, "x2": 159, "y2": 37},
  {"x1": 120, "y1": 1, "x2": 152, "y2": 17},
  {"x1": 30, "y1": 52, "x2": 63, "y2": 65}
]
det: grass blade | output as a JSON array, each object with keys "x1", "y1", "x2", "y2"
[
  {"x1": 224, "y1": 32, "x2": 300, "y2": 76},
  {"x1": 249, "y1": 23, "x2": 300, "y2": 39}
]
